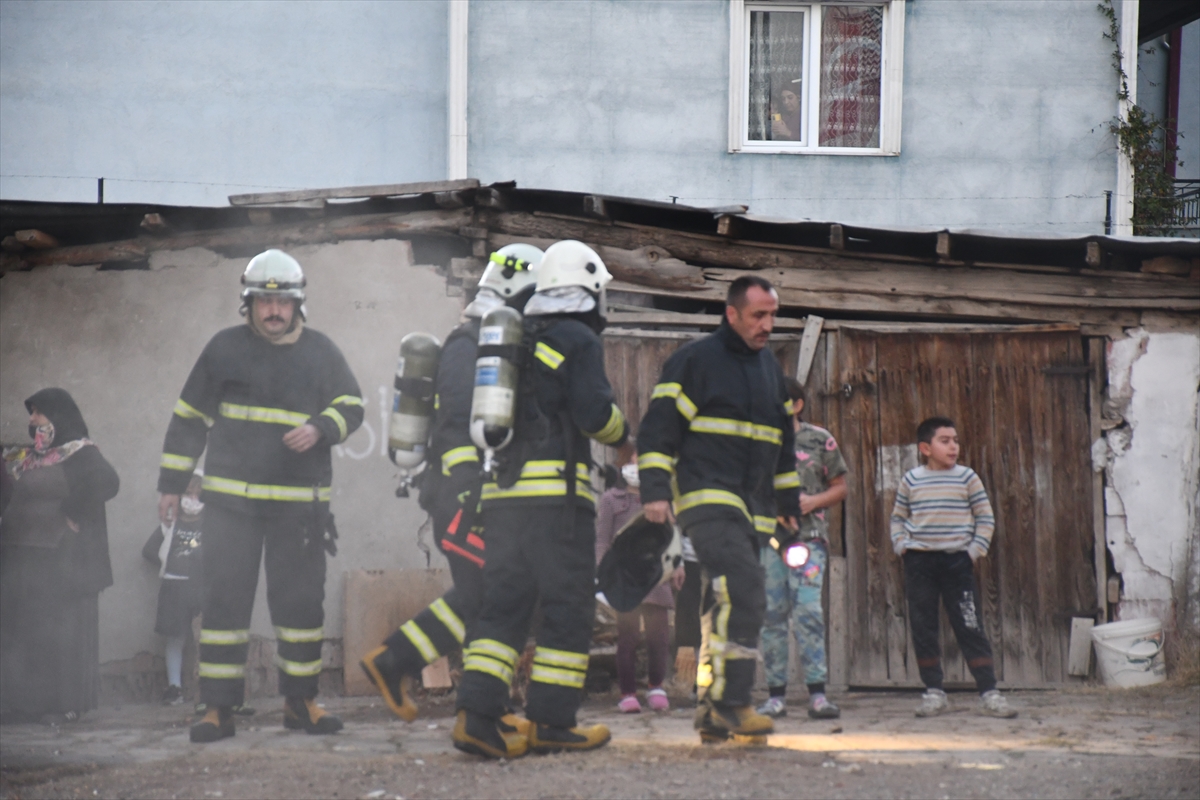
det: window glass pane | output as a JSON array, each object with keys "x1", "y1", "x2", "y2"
[
  {"x1": 748, "y1": 10, "x2": 805, "y2": 142},
  {"x1": 819, "y1": 5, "x2": 883, "y2": 148}
]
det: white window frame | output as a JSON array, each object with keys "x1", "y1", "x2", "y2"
[{"x1": 728, "y1": 0, "x2": 905, "y2": 156}]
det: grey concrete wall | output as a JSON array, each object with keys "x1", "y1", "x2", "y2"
[
  {"x1": 0, "y1": 240, "x2": 463, "y2": 664},
  {"x1": 0, "y1": 0, "x2": 448, "y2": 205},
  {"x1": 468, "y1": 0, "x2": 1119, "y2": 234}
]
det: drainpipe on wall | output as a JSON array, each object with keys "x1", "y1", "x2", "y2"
[
  {"x1": 447, "y1": 0, "x2": 469, "y2": 180},
  {"x1": 1114, "y1": 0, "x2": 1139, "y2": 236}
]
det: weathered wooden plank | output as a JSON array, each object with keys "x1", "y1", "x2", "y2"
[
  {"x1": 967, "y1": 335, "x2": 1005, "y2": 683},
  {"x1": 18, "y1": 208, "x2": 473, "y2": 268},
  {"x1": 828, "y1": 556, "x2": 849, "y2": 692},
  {"x1": 1067, "y1": 618, "x2": 1095, "y2": 677},
  {"x1": 795, "y1": 315, "x2": 824, "y2": 386},
  {"x1": 229, "y1": 178, "x2": 480, "y2": 206},
  {"x1": 606, "y1": 310, "x2": 809, "y2": 331},
  {"x1": 1087, "y1": 338, "x2": 1109, "y2": 622},
  {"x1": 715, "y1": 266, "x2": 1199, "y2": 309},
  {"x1": 611, "y1": 279, "x2": 1145, "y2": 329},
  {"x1": 15, "y1": 229, "x2": 59, "y2": 249},
  {"x1": 487, "y1": 210, "x2": 1198, "y2": 294}
]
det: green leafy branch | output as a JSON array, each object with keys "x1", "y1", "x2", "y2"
[{"x1": 1098, "y1": 0, "x2": 1187, "y2": 235}]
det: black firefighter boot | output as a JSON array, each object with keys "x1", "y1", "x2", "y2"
[
  {"x1": 284, "y1": 696, "x2": 344, "y2": 735},
  {"x1": 527, "y1": 722, "x2": 611, "y2": 754},
  {"x1": 190, "y1": 706, "x2": 235, "y2": 743},
  {"x1": 452, "y1": 710, "x2": 529, "y2": 759}
]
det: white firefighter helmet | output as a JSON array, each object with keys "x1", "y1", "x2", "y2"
[
  {"x1": 241, "y1": 249, "x2": 306, "y2": 305},
  {"x1": 480, "y1": 243, "x2": 543, "y2": 298},
  {"x1": 534, "y1": 240, "x2": 612, "y2": 294}
]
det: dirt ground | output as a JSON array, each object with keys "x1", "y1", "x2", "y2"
[{"x1": 1, "y1": 685, "x2": 1197, "y2": 800}]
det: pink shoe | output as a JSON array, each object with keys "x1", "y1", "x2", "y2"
[
  {"x1": 646, "y1": 687, "x2": 670, "y2": 711},
  {"x1": 618, "y1": 694, "x2": 642, "y2": 713}
]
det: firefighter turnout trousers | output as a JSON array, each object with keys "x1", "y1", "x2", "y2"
[
  {"x1": 689, "y1": 513, "x2": 766, "y2": 707},
  {"x1": 382, "y1": 502, "x2": 485, "y2": 675},
  {"x1": 456, "y1": 505, "x2": 596, "y2": 730},
  {"x1": 198, "y1": 504, "x2": 327, "y2": 707}
]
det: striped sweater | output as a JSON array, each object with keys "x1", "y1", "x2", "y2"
[{"x1": 889, "y1": 465, "x2": 995, "y2": 555}]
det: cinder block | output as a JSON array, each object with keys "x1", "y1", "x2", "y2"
[{"x1": 343, "y1": 568, "x2": 453, "y2": 695}]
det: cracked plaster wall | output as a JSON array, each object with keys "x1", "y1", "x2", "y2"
[{"x1": 1098, "y1": 329, "x2": 1200, "y2": 632}]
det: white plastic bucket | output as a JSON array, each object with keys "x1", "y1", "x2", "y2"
[{"x1": 1090, "y1": 618, "x2": 1166, "y2": 688}]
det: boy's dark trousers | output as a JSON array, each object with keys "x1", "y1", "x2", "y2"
[{"x1": 902, "y1": 550, "x2": 997, "y2": 693}]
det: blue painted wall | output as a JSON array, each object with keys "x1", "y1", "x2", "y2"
[
  {"x1": 0, "y1": 0, "x2": 448, "y2": 205},
  {"x1": 468, "y1": 0, "x2": 1121, "y2": 234}
]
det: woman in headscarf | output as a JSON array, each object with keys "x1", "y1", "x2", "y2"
[{"x1": 1, "y1": 388, "x2": 118, "y2": 722}]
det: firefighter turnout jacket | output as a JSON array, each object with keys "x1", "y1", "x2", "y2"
[
  {"x1": 482, "y1": 316, "x2": 629, "y2": 508},
  {"x1": 637, "y1": 320, "x2": 800, "y2": 534},
  {"x1": 157, "y1": 324, "x2": 364, "y2": 515}
]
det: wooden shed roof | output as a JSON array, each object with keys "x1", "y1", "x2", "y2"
[{"x1": 2, "y1": 180, "x2": 1196, "y2": 333}]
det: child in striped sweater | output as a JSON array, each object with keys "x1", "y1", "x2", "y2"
[{"x1": 890, "y1": 417, "x2": 1016, "y2": 719}]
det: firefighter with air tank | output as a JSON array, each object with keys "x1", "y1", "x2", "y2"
[
  {"x1": 360, "y1": 244, "x2": 543, "y2": 741},
  {"x1": 450, "y1": 240, "x2": 633, "y2": 758}
]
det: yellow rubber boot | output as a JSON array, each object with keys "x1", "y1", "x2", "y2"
[
  {"x1": 359, "y1": 645, "x2": 417, "y2": 722},
  {"x1": 189, "y1": 707, "x2": 235, "y2": 743},
  {"x1": 452, "y1": 710, "x2": 529, "y2": 759},
  {"x1": 708, "y1": 701, "x2": 774, "y2": 737},
  {"x1": 284, "y1": 697, "x2": 344, "y2": 735},
  {"x1": 528, "y1": 722, "x2": 611, "y2": 754},
  {"x1": 499, "y1": 713, "x2": 533, "y2": 738}
]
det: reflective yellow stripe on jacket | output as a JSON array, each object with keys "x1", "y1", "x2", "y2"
[
  {"x1": 203, "y1": 475, "x2": 331, "y2": 503},
  {"x1": 441, "y1": 445, "x2": 480, "y2": 476},
  {"x1": 773, "y1": 471, "x2": 801, "y2": 490},
  {"x1": 651, "y1": 382, "x2": 698, "y2": 421},
  {"x1": 219, "y1": 402, "x2": 309, "y2": 427},
  {"x1": 535, "y1": 342, "x2": 565, "y2": 370},
  {"x1": 587, "y1": 404, "x2": 626, "y2": 445},
  {"x1": 481, "y1": 461, "x2": 595, "y2": 504},
  {"x1": 689, "y1": 416, "x2": 782, "y2": 445},
  {"x1": 161, "y1": 452, "x2": 197, "y2": 472},
  {"x1": 637, "y1": 451, "x2": 676, "y2": 476},
  {"x1": 174, "y1": 398, "x2": 214, "y2": 427},
  {"x1": 676, "y1": 488, "x2": 777, "y2": 534}
]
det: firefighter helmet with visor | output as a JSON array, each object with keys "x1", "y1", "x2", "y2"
[
  {"x1": 534, "y1": 240, "x2": 612, "y2": 294},
  {"x1": 241, "y1": 249, "x2": 306, "y2": 306},
  {"x1": 480, "y1": 243, "x2": 542, "y2": 297}
]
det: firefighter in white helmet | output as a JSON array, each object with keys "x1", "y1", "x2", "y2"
[
  {"x1": 453, "y1": 240, "x2": 633, "y2": 758},
  {"x1": 361, "y1": 244, "x2": 542, "y2": 736},
  {"x1": 157, "y1": 249, "x2": 364, "y2": 743}
]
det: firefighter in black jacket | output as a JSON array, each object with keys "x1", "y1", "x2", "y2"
[
  {"x1": 637, "y1": 275, "x2": 800, "y2": 743},
  {"x1": 360, "y1": 244, "x2": 543, "y2": 734},
  {"x1": 453, "y1": 240, "x2": 633, "y2": 759},
  {"x1": 157, "y1": 250, "x2": 363, "y2": 743}
]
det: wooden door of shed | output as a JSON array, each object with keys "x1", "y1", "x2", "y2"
[{"x1": 828, "y1": 327, "x2": 1096, "y2": 687}]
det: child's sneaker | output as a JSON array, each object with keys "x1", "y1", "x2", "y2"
[
  {"x1": 808, "y1": 693, "x2": 840, "y2": 719},
  {"x1": 617, "y1": 694, "x2": 642, "y2": 713},
  {"x1": 914, "y1": 688, "x2": 949, "y2": 717},
  {"x1": 755, "y1": 696, "x2": 787, "y2": 718},
  {"x1": 161, "y1": 685, "x2": 183, "y2": 706},
  {"x1": 646, "y1": 688, "x2": 670, "y2": 711},
  {"x1": 979, "y1": 689, "x2": 1017, "y2": 718}
]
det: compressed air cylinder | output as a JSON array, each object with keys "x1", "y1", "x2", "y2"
[
  {"x1": 469, "y1": 305, "x2": 523, "y2": 451},
  {"x1": 389, "y1": 332, "x2": 442, "y2": 468}
]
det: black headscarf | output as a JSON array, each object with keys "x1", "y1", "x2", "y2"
[{"x1": 24, "y1": 388, "x2": 89, "y2": 446}]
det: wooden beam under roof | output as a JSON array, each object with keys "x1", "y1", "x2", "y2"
[{"x1": 228, "y1": 179, "x2": 481, "y2": 206}]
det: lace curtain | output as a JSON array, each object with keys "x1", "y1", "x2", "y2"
[
  {"x1": 747, "y1": 10, "x2": 806, "y2": 142},
  {"x1": 819, "y1": 5, "x2": 883, "y2": 148}
]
